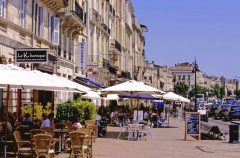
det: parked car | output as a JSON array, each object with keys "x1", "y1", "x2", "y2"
[
  {"x1": 214, "y1": 104, "x2": 226, "y2": 119},
  {"x1": 209, "y1": 101, "x2": 221, "y2": 117},
  {"x1": 223, "y1": 105, "x2": 240, "y2": 121}
]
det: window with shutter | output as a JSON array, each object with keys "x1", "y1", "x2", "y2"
[
  {"x1": 35, "y1": 3, "x2": 38, "y2": 34},
  {"x1": 53, "y1": 17, "x2": 59, "y2": 45},
  {"x1": 48, "y1": 13, "x2": 51, "y2": 42},
  {"x1": 19, "y1": 0, "x2": 25, "y2": 27},
  {"x1": 39, "y1": 7, "x2": 44, "y2": 37},
  {"x1": 0, "y1": 0, "x2": 6, "y2": 18}
]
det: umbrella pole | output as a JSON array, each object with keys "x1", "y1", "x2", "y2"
[
  {"x1": 137, "y1": 98, "x2": 139, "y2": 121},
  {"x1": 32, "y1": 90, "x2": 35, "y2": 119},
  {"x1": 167, "y1": 102, "x2": 170, "y2": 126},
  {"x1": 4, "y1": 85, "x2": 10, "y2": 158},
  {"x1": 130, "y1": 92, "x2": 133, "y2": 118}
]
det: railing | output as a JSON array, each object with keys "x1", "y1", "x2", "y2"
[
  {"x1": 63, "y1": 51, "x2": 67, "y2": 58},
  {"x1": 101, "y1": 23, "x2": 108, "y2": 32},
  {"x1": 121, "y1": 71, "x2": 131, "y2": 79},
  {"x1": 90, "y1": 8, "x2": 102, "y2": 23},
  {"x1": 87, "y1": 55, "x2": 99, "y2": 66},
  {"x1": 58, "y1": 47, "x2": 62, "y2": 57},
  {"x1": 103, "y1": 58, "x2": 117, "y2": 74},
  {"x1": 74, "y1": 1, "x2": 84, "y2": 22},
  {"x1": 59, "y1": 0, "x2": 86, "y2": 25},
  {"x1": 109, "y1": 4, "x2": 115, "y2": 16},
  {"x1": 115, "y1": 40, "x2": 121, "y2": 52}
]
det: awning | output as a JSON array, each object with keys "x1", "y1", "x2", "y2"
[
  {"x1": 75, "y1": 76, "x2": 107, "y2": 88},
  {"x1": 118, "y1": 93, "x2": 159, "y2": 100}
]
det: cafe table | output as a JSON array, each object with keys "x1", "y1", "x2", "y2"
[{"x1": 53, "y1": 128, "x2": 72, "y2": 152}]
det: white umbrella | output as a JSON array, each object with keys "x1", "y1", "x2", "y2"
[
  {"x1": 82, "y1": 90, "x2": 101, "y2": 99},
  {"x1": 0, "y1": 69, "x2": 78, "y2": 91},
  {"x1": 32, "y1": 70, "x2": 91, "y2": 93},
  {"x1": 0, "y1": 64, "x2": 84, "y2": 157},
  {"x1": 163, "y1": 92, "x2": 190, "y2": 103},
  {"x1": 103, "y1": 94, "x2": 119, "y2": 100},
  {"x1": 100, "y1": 80, "x2": 165, "y2": 121},
  {"x1": 100, "y1": 80, "x2": 165, "y2": 94}
]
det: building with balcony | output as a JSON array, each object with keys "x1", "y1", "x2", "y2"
[
  {"x1": 0, "y1": 0, "x2": 68, "y2": 111},
  {"x1": 142, "y1": 61, "x2": 173, "y2": 92},
  {"x1": 85, "y1": 0, "x2": 147, "y2": 86},
  {"x1": 170, "y1": 62, "x2": 204, "y2": 91},
  {"x1": 58, "y1": 0, "x2": 87, "y2": 79},
  {"x1": 86, "y1": 0, "x2": 112, "y2": 86}
]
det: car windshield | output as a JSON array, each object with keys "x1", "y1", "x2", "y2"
[
  {"x1": 232, "y1": 106, "x2": 240, "y2": 111},
  {"x1": 226, "y1": 99, "x2": 237, "y2": 105},
  {"x1": 223, "y1": 104, "x2": 231, "y2": 109}
]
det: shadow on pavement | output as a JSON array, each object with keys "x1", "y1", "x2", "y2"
[{"x1": 104, "y1": 131, "x2": 120, "y2": 139}]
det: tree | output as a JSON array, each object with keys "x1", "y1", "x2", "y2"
[
  {"x1": 212, "y1": 83, "x2": 221, "y2": 98},
  {"x1": 189, "y1": 86, "x2": 209, "y2": 98},
  {"x1": 174, "y1": 82, "x2": 189, "y2": 97},
  {"x1": 234, "y1": 89, "x2": 240, "y2": 99}
]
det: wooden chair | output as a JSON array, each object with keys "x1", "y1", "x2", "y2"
[
  {"x1": 32, "y1": 134, "x2": 55, "y2": 158},
  {"x1": 69, "y1": 131, "x2": 88, "y2": 158},
  {"x1": 13, "y1": 131, "x2": 33, "y2": 158}
]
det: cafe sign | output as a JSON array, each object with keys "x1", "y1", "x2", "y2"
[{"x1": 15, "y1": 49, "x2": 48, "y2": 63}]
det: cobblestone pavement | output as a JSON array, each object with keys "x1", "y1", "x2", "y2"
[{"x1": 56, "y1": 118, "x2": 240, "y2": 158}]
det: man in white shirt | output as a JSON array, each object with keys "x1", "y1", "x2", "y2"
[{"x1": 41, "y1": 113, "x2": 54, "y2": 128}]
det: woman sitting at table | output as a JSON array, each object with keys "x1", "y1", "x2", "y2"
[{"x1": 71, "y1": 117, "x2": 82, "y2": 130}]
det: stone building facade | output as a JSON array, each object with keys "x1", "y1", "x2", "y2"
[
  {"x1": 85, "y1": 0, "x2": 146, "y2": 86},
  {"x1": 142, "y1": 61, "x2": 173, "y2": 92},
  {"x1": 0, "y1": 0, "x2": 148, "y2": 112}
]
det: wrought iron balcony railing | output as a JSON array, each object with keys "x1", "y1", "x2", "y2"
[{"x1": 90, "y1": 8, "x2": 102, "y2": 23}]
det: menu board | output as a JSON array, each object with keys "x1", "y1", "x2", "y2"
[
  {"x1": 187, "y1": 113, "x2": 199, "y2": 134},
  {"x1": 185, "y1": 112, "x2": 201, "y2": 140}
]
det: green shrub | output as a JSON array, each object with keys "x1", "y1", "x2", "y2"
[
  {"x1": 72, "y1": 99, "x2": 97, "y2": 122},
  {"x1": 56, "y1": 99, "x2": 97, "y2": 123},
  {"x1": 56, "y1": 101, "x2": 80, "y2": 122}
]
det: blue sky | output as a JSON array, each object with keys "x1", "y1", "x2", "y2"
[{"x1": 132, "y1": 0, "x2": 240, "y2": 78}]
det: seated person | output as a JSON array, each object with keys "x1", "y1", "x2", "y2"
[
  {"x1": 22, "y1": 113, "x2": 33, "y2": 126},
  {"x1": 96, "y1": 113, "x2": 107, "y2": 137},
  {"x1": 41, "y1": 113, "x2": 54, "y2": 128},
  {"x1": 72, "y1": 117, "x2": 82, "y2": 130}
]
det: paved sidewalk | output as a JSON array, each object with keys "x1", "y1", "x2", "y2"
[{"x1": 56, "y1": 118, "x2": 240, "y2": 158}]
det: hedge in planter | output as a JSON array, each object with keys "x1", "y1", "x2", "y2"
[
  {"x1": 56, "y1": 99, "x2": 96, "y2": 123},
  {"x1": 72, "y1": 99, "x2": 96, "y2": 122}
]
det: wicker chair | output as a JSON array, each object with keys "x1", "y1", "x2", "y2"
[
  {"x1": 77, "y1": 128, "x2": 93, "y2": 158},
  {"x1": 29, "y1": 129, "x2": 45, "y2": 139},
  {"x1": 84, "y1": 120, "x2": 96, "y2": 127},
  {"x1": 63, "y1": 121, "x2": 73, "y2": 130},
  {"x1": 32, "y1": 134, "x2": 55, "y2": 158},
  {"x1": 69, "y1": 131, "x2": 89, "y2": 158},
  {"x1": 41, "y1": 127, "x2": 54, "y2": 136},
  {"x1": 13, "y1": 131, "x2": 33, "y2": 158},
  {"x1": 86, "y1": 126, "x2": 97, "y2": 142}
]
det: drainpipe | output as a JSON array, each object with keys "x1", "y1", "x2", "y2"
[{"x1": 31, "y1": 0, "x2": 35, "y2": 48}]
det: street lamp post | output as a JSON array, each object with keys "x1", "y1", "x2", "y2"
[
  {"x1": 192, "y1": 59, "x2": 199, "y2": 112},
  {"x1": 173, "y1": 75, "x2": 176, "y2": 92},
  {"x1": 236, "y1": 80, "x2": 239, "y2": 100}
]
